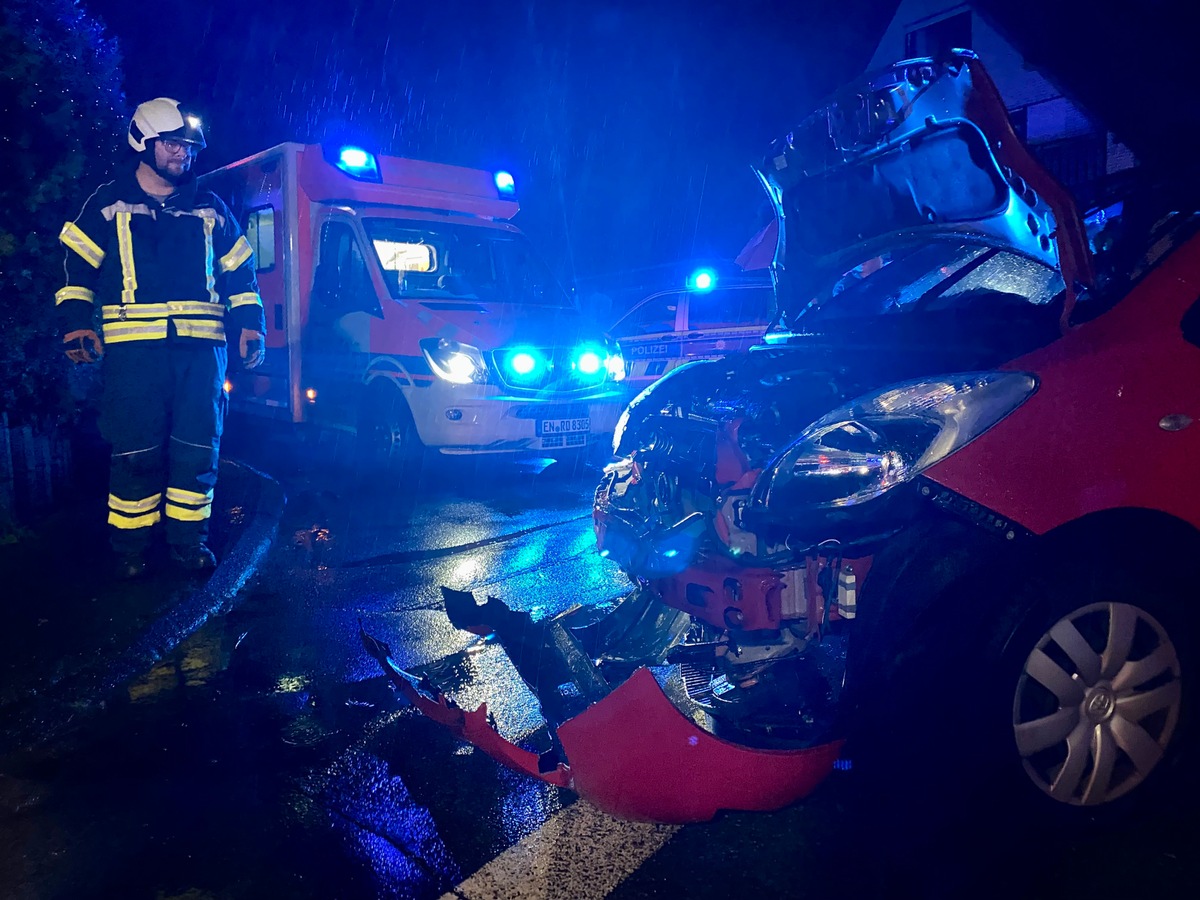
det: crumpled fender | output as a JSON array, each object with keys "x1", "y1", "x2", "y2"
[
  {"x1": 363, "y1": 626, "x2": 842, "y2": 823},
  {"x1": 360, "y1": 628, "x2": 572, "y2": 788},
  {"x1": 558, "y1": 668, "x2": 844, "y2": 822}
]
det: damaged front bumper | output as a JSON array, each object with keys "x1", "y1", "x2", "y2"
[{"x1": 360, "y1": 586, "x2": 844, "y2": 824}]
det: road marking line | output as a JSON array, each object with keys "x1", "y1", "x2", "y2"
[{"x1": 441, "y1": 801, "x2": 679, "y2": 900}]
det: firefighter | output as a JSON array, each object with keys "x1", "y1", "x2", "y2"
[{"x1": 57, "y1": 98, "x2": 266, "y2": 579}]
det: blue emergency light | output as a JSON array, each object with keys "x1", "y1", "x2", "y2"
[
  {"x1": 688, "y1": 268, "x2": 717, "y2": 292},
  {"x1": 502, "y1": 347, "x2": 544, "y2": 380},
  {"x1": 495, "y1": 171, "x2": 516, "y2": 195},
  {"x1": 333, "y1": 145, "x2": 381, "y2": 181},
  {"x1": 509, "y1": 351, "x2": 538, "y2": 375},
  {"x1": 573, "y1": 345, "x2": 606, "y2": 377}
]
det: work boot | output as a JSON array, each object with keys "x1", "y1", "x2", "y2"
[
  {"x1": 169, "y1": 543, "x2": 217, "y2": 573},
  {"x1": 112, "y1": 552, "x2": 149, "y2": 581}
]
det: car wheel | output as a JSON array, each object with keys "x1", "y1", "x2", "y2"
[
  {"x1": 357, "y1": 384, "x2": 424, "y2": 472},
  {"x1": 850, "y1": 549, "x2": 1195, "y2": 827},
  {"x1": 1005, "y1": 589, "x2": 1188, "y2": 812}
]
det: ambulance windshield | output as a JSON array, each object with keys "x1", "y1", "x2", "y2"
[{"x1": 365, "y1": 219, "x2": 574, "y2": 308}]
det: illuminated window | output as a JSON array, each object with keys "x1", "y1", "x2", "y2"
[
  {"x1": 245, "y1": 207, "x2": 275, "y2": 271},
  {"x1": 373, "y1": 239, "x2": 437, "y2": 273}
]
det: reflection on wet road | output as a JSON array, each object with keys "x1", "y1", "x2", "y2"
[
  {"x1": 2, "y1": 441, "x2": 1198, "y2": 899},
  {"x1": 0, "y1": 449, "x2": 642, "y2": 899}
]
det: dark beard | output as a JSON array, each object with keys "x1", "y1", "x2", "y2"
[
  {"x1": 151, "y1": 159, "x2": 192, "y2": 185},
  {"x1": 144, "y1": 144, "x2": 194, "y2": 186}
]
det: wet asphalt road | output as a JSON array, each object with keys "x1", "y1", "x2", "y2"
[{"x1": 2, "y1": 424, "x2": 1199, "y2": 899}]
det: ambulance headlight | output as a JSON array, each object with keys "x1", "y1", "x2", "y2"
[
  {"x1": 421, "y1": 338, "x2": 488, "y2": 385},
  {"x1": 604, "y1": 348, "x2": 626, "y2": 382}
]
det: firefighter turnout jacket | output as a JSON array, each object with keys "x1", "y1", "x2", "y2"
[
  {"x1": 57, "y1": 168, "x2": 266, "y2": 554},
  {"x1": 57, "y1": 168, "x2": 266, "y2": 344}
]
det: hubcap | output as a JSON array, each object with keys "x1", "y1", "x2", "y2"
[{"x1": 1012, "y1": 601, "x2": 1182, "y2": 806}]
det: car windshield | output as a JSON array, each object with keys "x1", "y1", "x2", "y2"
[
  {"x1": 794, "y1": 242, "x2": 1066, "y2": 327},
  {"x1": 364, "y1": 219, "x2": 574, "y2": 308}
]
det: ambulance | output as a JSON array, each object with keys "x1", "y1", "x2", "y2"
[{"x1": 198, "y1": 143, "x2": 627, "y2": 461}]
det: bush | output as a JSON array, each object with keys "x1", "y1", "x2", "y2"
[{"x1": 0, "y1": 0, "x2": 125, "y2": 424}]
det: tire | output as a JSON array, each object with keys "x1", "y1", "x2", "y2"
[
  {"x1": 993, "y1": 558, "x2": 1194, "y2": 819},
  {"x1": 859, "y1": 550, "x2": 1196, "y2": 827},
  {"x1": 356, "y1": 383, "x2": 425, "y2": 474}
]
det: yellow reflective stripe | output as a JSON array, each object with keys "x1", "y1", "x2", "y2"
[
  {"x1": 166, "y1": 487, "x2": 214, "y2": 505},
  {"x1": 116, "y1": 211, "x2": 138, "y2": 303},
  {"x1": 102, "y1": 320, "x2": 169, "y2": 343},
  {"x1": 101, "y1": 301, "x2": 225, "y2": 320},
  {"x1": 100, "y1": 201, "x2": 158, "y2": 219},
  {"x1": 229, "y1": 292, "x2": 263, "y2": 309},
  {"x1": 108, "y1": 492, "x2": 163, "y2": 514},
  {"x1": 55, "y1": 286, "x2": 95, "y2": 305},
  {"x1": 60, "y1": 222, "x2": 105, "y2": 268},
  {"x1": 166, "y1": 487, "x2": 213, "y2": 522},
  {"x1": 203, "y1": 217, "x2": 219, "y2": 302},
  {"x1": 165, "y1": 503, "x2": 211, "y2": 522},
  {"x1": 108, "y1": 508, "x2": 162, "y2": 529},
  {"x1": 173, "y1": 320, "x2": 226, "y2": 341},
  {"x1": 218, "y1": 235, "x2": 253, "y2": 273}
]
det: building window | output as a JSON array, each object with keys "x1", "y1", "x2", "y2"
[
  {"x1": 1009, "y1": 106, "x2": 1029, "y2": 143},
  {"x1": 905, "y1": 10, "x2": 972, "y2": 59},
  {"x1": 245, "y1": 207, "x2": 276, "y2": 272},
  {"x1": 1029, "y1": 133, "x2": 1109, "y2": 207}
]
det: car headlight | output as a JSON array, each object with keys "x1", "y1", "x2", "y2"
[
  {"x1": 420, "y1": 338, "x2": 488, "y2": 385},
  {"x1": 751, "y1": 371, "x2": 1038, "y2": 510},
  {"x1": 605, "y1": 346, "x2": 626, "y2": 382}
]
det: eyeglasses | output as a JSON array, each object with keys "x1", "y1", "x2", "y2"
[{"x1": 159, "y1": 139, "x2": 199, "y2": 157}]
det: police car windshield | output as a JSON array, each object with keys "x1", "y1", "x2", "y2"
[{"x1": 365, "y1": 220, "x2": 573, "y2": 308}]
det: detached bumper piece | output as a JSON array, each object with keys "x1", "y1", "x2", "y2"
[{"x1": 360, "y1": 587, "x2": 844, "y2": 823}]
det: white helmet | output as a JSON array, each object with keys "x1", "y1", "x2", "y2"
[{"x1": 128, "y1": 98, "x2": 207, "y2": 153}]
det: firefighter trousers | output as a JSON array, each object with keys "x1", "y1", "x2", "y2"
[{"x1": 99, "y1": 340, "x2": 227, "y2": 554}]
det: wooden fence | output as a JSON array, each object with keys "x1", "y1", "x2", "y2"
[{"x1": 0, "y1": 413, "x2": 74, "y2": 530}]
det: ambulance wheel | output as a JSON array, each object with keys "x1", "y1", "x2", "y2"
[{"x1": 357, "y1": 384, "x2": 424, "y2": 471}]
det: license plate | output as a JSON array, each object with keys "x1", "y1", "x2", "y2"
[{"x1": 537, "y1": 416, "x2": 591, "y2": 436}]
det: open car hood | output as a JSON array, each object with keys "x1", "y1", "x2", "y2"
[{"x1": 760, "y1": 51, "x2": 1092, "y2": 326}]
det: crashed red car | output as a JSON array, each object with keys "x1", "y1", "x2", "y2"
[{"x1": 366, "y1": 50, "x2": 1200, "y2": 824}]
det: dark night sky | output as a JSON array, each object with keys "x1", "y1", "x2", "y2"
[{"x1": 83, "y1": 0, "x2": 898, "y2": 296}]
